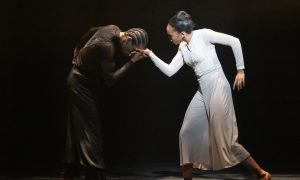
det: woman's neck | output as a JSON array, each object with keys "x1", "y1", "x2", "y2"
[{"x1": 184, "y1": 32, "x2": 193, "y2": 44}]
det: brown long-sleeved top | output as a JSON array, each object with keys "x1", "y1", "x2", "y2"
[{"x1": 73, "y1": 25, "x2": 134, "y2": 86}]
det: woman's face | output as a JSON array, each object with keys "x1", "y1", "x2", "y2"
[{"x1": 166, "y1": 24, "x2": 182, "y2": 45}]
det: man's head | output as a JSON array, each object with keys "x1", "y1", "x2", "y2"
[{"x1": 120, "y1": 28, "x2": 149, "y2": 55}]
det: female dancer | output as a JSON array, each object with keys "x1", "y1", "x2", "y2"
[{"x1": 139, "y1": 11, "x2": 271, "y2": 180}]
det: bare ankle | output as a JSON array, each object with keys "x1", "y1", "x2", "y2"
[
  {"x1": 255, "y1": 168, "x2": 266, "y2": 176},
  {"x1": 182, "y1": 163, "x2": 193, "y2": 180}
]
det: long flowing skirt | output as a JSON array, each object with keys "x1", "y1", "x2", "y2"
[
  {"x1": 64, "y1": 67, "x2": 105, "y2": 171},
  {"x1": 179, "y1": 68, "x2": 250, "y2": 170}
]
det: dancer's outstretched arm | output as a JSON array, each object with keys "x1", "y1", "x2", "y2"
[{"x1": 139, "y1": 48, "x2": 184, "y2": 77}]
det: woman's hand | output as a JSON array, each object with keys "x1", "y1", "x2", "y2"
[
  {"x1": 179, "y1": 41, "x2": 187, "y2": 50},
  {"x1": 233, "y1": 69, "x2": 245, "y2": 91}
]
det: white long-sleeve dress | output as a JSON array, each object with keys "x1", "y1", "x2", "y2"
[{"x1": 149, "y1": 29, "x2": 250, "y2": 170}]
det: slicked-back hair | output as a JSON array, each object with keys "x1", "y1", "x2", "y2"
[{"x1": 168, "y1": 11, "x2": 195, "y2": 33}]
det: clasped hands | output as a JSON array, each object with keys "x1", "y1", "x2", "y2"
[
  {"x1": 130, "y1": 48, "x2": 152, "y2": 63},
  {"x1": 131, "y1": 41, "x2": 187, "y2": 61}
]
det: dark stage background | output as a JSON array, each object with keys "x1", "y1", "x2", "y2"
[{"x1": 2, "y1": 0, "x2": 300, "y2": 176}]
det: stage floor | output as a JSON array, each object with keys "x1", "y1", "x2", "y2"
[{"x1": 2, "y1": 164, "x2": 300, "y2": 180}]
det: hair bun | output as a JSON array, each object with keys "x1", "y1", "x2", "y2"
[
  {"x1": 177, "y1": 11, "x2": 190, "y2": 20},
  {"x1": 168, "y1": 10, "x2": 195, "y2": 33}
]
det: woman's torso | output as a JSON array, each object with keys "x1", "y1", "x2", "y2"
[{"x1": 183, "y1": 29, "x2": 222, "y2": 79}]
